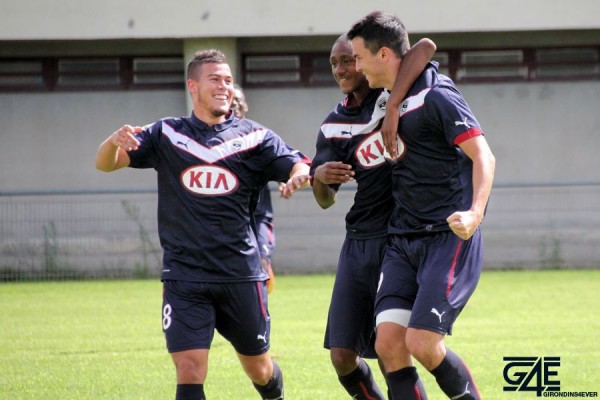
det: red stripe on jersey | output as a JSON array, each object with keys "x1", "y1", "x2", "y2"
[
  {"x1": 454, "y1": 127, "x2": 483, "y2": 145},
  {"x1": 446, "y1": 241, "x2": 463, "y2": 298}
]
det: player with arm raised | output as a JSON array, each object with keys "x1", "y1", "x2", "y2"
[
  {"x1": 95, "y1": 49, "x2": 309, "y2": 400},
  {"x1": 311, "y1": 34, "x2": 435, "y2": 400},
  {"x1": 348, "y1": 11, "x2": 496, "y2": 399}
]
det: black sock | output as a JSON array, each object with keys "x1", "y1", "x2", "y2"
[
  {"x1": 386, "y1": 366, "x2": 428, "y2": 400},
  {"x1": 253, "y1": 361, "x2": 284, "y2": 400},
  {"x1": 175, "y1": 383, "x2": 205, "y2": 400},
  {"x1": 338, "y1": 359, "x2": 386, "y2": 400},
  {"x1": 430, "y1": 348, "x2": 480, "y2": 399}
]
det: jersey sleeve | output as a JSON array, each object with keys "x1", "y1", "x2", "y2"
[
  {"x1": 127, "y1": 121, "x2": 161, "y2": 169},
  {"x1": 425, "y1": 81, "x2": 484, "y2": 147},
  {"x1": 254, "y1": 129, "x2": 308, "y2": 183},
  {"x1": 309, "y1": 126, "x2": 342, "y2": 192}
]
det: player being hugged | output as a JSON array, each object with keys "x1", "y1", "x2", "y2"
[{"x1": 95, "y1": 49, "x2": 310, "y2": 400}]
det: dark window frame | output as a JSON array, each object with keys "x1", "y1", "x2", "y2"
[
  {"x1": 241, "y1": 45, "x2": 600, "y2": 88},
  {"x1": 0, "y1": 55, "x2": 184, "y2": 92},
  {"x1": 241, "y1": 52, "x2": 332, "y2": 88}
]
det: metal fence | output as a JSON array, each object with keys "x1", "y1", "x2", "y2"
[{"x1": 1, "y1": 182, "x2": 599, "y2": 281}]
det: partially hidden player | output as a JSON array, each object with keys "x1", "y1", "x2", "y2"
[{"x1": 232, "y1": 84, "x2": 277, "y2": 294}]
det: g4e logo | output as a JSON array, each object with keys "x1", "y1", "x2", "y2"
[{"x1": 503, "y1": 357, "x2": 560, "y2": 396}]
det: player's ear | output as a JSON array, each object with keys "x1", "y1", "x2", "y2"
[
  {"x1": 187, "y1": 79, "x2": 197, "y2": 94},
  {"x1": 380, "y1": 47, "x2": 392, "y2": 61}
]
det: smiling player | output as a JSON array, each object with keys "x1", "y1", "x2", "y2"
[{"x1": 95, "y1": 49, "x2": 310, "y2": 400}]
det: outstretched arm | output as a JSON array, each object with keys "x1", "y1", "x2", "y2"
[
  {"x1": 95, "y1": 125, "x2": 141, "y2": 172},
  {"x1": 382, "y1": 38, "x2": 437, "y2": 159},
  {"x1": 280, "y1": 162, "x2": 311, "y2": 198}
]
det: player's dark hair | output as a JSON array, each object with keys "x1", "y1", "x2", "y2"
[
  {"x1": 347, "y1": 11, "x2": 410, "y2": 58},
  {"x1": 186, "y1": 49, "x2": 228, "y2": 80}
]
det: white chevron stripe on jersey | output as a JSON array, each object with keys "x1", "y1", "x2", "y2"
[
  {"x1": 161, "y1": 122, "x2": 267, "y2": 163},
  {"x1": 400, "y1": 87, "x2": 431, "y2": 116},
  {"x1": 320, "y1": 91, "x2": 389, "y2": 139}
]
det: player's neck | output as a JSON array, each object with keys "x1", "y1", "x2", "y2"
[
  {"x1": 352, "y1": 84, "x2": 371, "y2": 106},
  {"x1": 193, "y1": 107, "x2": 228, "y2": 126}
]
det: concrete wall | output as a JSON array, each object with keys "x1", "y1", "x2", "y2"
[
  {"x1": 2, "y1": 0, "x2": 600, "y2": 40},
  {"x1": 1, "y1": 1, "x2": 600, "y2": 272},
  {"x1": 0, "y1": 91, "x2": 184, "y2": 192}
]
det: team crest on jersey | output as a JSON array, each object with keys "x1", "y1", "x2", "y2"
[
  {"x1": 401, "y1": 100, "x2": 409, "y2": 113},
  {"x1": 377, "y1": 97, "x2": 387, "y2": 111},
  {"x1": 181, "y1": 165, "x2": 238, "y2": 196},
  {"x1": 231, "y1": 140, "x2": 243, "y2": 151},
  {"x1": 355, "y1": 131, "x2": 406, "y2": 168}
]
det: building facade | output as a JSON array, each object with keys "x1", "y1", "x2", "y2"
[{"x1": 1, "y1": 0, "x2": 599, "y2": 272}]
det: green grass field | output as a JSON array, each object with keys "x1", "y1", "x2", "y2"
[{"x1": 1, "y1": 270, "x2": 599, "y2": 399}]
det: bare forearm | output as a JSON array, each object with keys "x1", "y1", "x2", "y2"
[
  {"x1": 470, "y1": 149, "x2": 496, "y2": 220},
  {"x1": 95, "y1": 125, "x2": 140, "y2": 172},
  {"x1": 312, "y1": 179, "x2": 336, "y2": 209},
  {"x1": 289, "y1": 162, "x2": 310, "y2": 181},
  {"x1": 95, "y1": 138, "x2": 124, "y2": 172}
]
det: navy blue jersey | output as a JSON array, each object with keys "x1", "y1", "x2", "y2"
[
  {"x1": 310, "y1": 89, "x2": 393, "y2": 239},
  {"x1": 390, "y1": 62, "x2": 484, "y2": 234},
  {"x1": 128, "y1": 113, "x2": 304, "y2": 282}
]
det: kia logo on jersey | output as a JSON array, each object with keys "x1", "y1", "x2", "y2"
[
  {"x1": 181, "y1": 165, "x2": 239, "y2": 196},
  {"x1": 355, "y1": 131, "x2": 405, "y2": 168}
]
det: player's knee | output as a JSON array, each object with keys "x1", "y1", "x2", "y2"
[
  {"x1": 374, "y1": 325, "x2": 406, "y2": 360},
  {"x1": 405, "y1": 329, "x2": 445, "y2": 370},
  {"x1": 330, "y1": 347, "x2": 359, "y2": 375},
  {"x1": 173, "y1": 355, "x2": 205, "y2": 383},
  {"x1": 242, "y1": 358, "x2": 273, "y2": 385}
]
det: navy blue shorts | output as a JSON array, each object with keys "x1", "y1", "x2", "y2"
[
  {"x1": 256, "y1": 219, "x2": 275, "y2": 262},
  {"x1": 324, "y1": 236, "x2": 386, "y2": 358},
  {"x1": 162, "y1": 280, "x2": 271, "y2": 356},
  {"x1": 375, "y1": 230, "x2": 483, "y2": 335}
]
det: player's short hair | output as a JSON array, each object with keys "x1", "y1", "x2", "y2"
[
  {"x1": 347, "y1": 11, "x2": 410, "y2": 58},
  {"x1": 187, "y1": 49, "x2": 228, "y2": 80}
]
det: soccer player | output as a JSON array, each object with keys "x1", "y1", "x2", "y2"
[
  {"x1": 232, "y1": 84, "x2": 277, "y2": 294},
  {"x1": 310, "y1": 34, "x2": 435, "y2": 399},
  {"x1": 348, "y1": 11, "x2": 496, "y2": 400},
  {"x1": 95, "y1": 49, "x2": 310, "y2": 400}
]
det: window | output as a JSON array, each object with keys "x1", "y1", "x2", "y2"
[
  {"x1": 457, "y1": 50, "x2": 528, "y2": 82},
  {"x1": 534, "y1": 48, "x2": 600, "y2": 79},
  {"x1": 245, "y1": 55, "x2": 301, "y2": 84},
  {"x1": 0, "y1": 59, "x2": 45, "y2": 89},
  {"x1": 242, "y1": 53, "x2": 333, "y2": 88},
  {"x1": 0, "y1": 55, "x2": 184, "y2": 92},
  {"x1": 133, "y1": 57, "x2": 184, "y2": 85},
  {"x1": 57, "y1": 58, "x2": 120, "y2": 87}
]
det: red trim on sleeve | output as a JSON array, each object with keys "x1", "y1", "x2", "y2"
[{"x1": 453, "y1": 127, "x2": 483, "y2": 145}]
